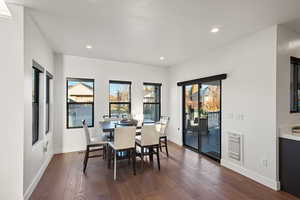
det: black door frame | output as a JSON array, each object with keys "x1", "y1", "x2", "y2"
[{"x1": 182, "y1": 80, "x2": 223, "y2": 162}]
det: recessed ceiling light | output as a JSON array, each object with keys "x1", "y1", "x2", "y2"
[
  {"x1": 86, "y1": 45, "x2": 93, "y2": 49},
  {"x1": 0, "y1": 0, "x2": 12, "y2": 19},
  {"x1": 160, "y1": 56, "x2": 165, "y2": 60},
  {"x1": 210, "y1": 27, "x2": 220, "y2": 33}
]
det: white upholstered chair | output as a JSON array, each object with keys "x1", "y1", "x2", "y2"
[
  {"x1": 156, "y1": 116, "x2": 170, "y2": 157},
  {"x1": 135, "y1": 125, "x2": 161, "y2": 170},
  {"x1": 82, "y1": 120, "x2": 108, "y2": 173},
  {"x1": 108, "y1": 126, "x2": 137, "y2": 180},
  {"x1": 135, "y1": 120, "x2": 143, "y2": 135}
]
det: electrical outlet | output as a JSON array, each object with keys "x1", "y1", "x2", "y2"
[
  {"x1": 240, "y1": 114, "x2": 244, "y2": 120},
  {"x1": 262, "y1": 159, "x2": 268, "y2": 168}
]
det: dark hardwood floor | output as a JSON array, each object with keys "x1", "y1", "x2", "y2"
[{"x1": 30, "y1": 142, "x2": 299, "y2": 200}]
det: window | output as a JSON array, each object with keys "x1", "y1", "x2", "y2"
[
  {"x1": 46, "y1": 72, "x2": 53, "y2": 134},
  {"x1": 109, "y1": 80, "x2": 131, "y2": 117},
  {"x1": 291, "y1": 57, "x2": 300, "y2": 113},
  {"x1": 32, "y1": 60, "x2": 44, "y2": 145},
  {"x1": 67, "y1": 78, "x2": 94, "y2": 128},
  {"x1": 143, "y1": 83, "x2": 161, "y2": 123}
]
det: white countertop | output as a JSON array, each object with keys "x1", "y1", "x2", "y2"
[
  {"x1": 280, "y1": 125, "x2": 300, "y2": 141},
  {"x1": 280, "y1": 133, "x2": 300, "y2": 141}
]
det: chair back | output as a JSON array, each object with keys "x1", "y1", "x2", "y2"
[
  {"x1": 160, "y1": 116, "x2": 169, "y2": 125},
  {"x1": 114, "y1": 126, "x2": 136, "y2": 149},
  {"x1": 141, "y1": 125, "x2": 160, "y2": 146},
  {"x1": 98, "y1": 121, "x2": 105, "y2": 137},
  {"x1": 137, "y1": 119, "x2": 143, "y2": 127},
  {"x1": 82, "y1": 120, "x2": 91, "y2": 145},
  {"x1": 102, "y1": 114, "x2": 109, "y2": 120},
  {"x1": 157, "y1": 116, "x2": 170, "y2": 136},
  {"x1": 131, "y1": 119, "x2": 138, "y2": 126}
]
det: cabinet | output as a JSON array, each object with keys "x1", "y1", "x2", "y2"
[{"x1": 280, "y1": 137, "x2": 300, "y2": 198}]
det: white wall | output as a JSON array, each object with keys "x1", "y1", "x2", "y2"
[
  {"x1": 0, "y1": 4, "x2": 24, "y2": 200},
  {"x1": 54, "y1": 55, "x2": 169, "y2": 153},
  {"x1": 23, "y1": 9, "x2": 54, "y2": 199},
  {"x1": 276, "y1": 25, "x2": 300, "y2": 129},
  {"x1": 168, "y1": 26, "x2": 279, "y2": 190}
]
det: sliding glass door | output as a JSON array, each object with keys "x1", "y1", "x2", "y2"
[
  {"x1": 182, "y1": 80, "x2": 221, "y2": 160},
  {"x1": 183, "y1": 84, "x2": 199, "y2": 150},
  {"x1": 199, "y1": 80, "x2": 221, "y2": 160}
]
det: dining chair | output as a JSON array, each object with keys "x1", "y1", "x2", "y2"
[
  {"x1": 156, "y1": 116, "x2": 170, "y2": 157},
  {"x1": 135, "y1": 125, "x2": 161, "y2": 170},
  {"x1": 82, "y1": 120, "x2": 108, "y2": 173},
  {"x1": 102, "y1": 114, "x2": 109, "y2": 120},
  {"x1": 108, "y1": 126, "x2": 137, "y2": 180},
  {"x1": 136, "y1": 120, "x2": 143, "y2": 135},
  {"x1": 99, "y1": 120, "x2": 113, "y2": 140}
]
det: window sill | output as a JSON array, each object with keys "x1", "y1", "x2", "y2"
[
  {"x1": 290, "y1": 111, "x2": 300, "y2": 114},
  {"x1": 67, "y1": 126, "x2": 94, "y2": 129}
]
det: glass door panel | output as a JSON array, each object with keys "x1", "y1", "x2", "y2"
[
  {"x1": 199, "y1": 80, "x2": 221, "y2": 160},
  {"x1": 183, "y1": 84, "x2": 199, "y2": 150}
]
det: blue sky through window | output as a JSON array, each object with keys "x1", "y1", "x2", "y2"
[{"x1": 109, "y1": 83, "x2": 129, "y2": 95}]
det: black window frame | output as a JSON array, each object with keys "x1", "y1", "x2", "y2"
[
  {"x1": 143, "y1": 82, "x2": 162, "y2": 123},
  {"x1": 32, "y1": 60, "x2": 44, "y2": 145},
  {"x1": 66, "y1": 78, "x2": 95, "y2": 129},
  {"x1": 109, "y1": 80, "x2": 132, "y2": 117},
  {"x1": 291, "y1": 56, "x2": 300, "y2": 113},
  {"x1": 45, "y1": 71, "x2": 53, "y2": 134}
]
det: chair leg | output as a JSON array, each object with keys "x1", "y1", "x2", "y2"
[
  {"x1": 159, "y1": 139, "x2": 162, "y2": 152},
  {"x1": 156, "y1": 145, "x2": 160, "y2": 171},
  {"x1": 128, "y1": 150, "x2": 131, "y2": 165},
  {"x1": 141, "y1": 147, "x2": 144, "y2": 169},
  {"x1": 103, "y1": 145, "x2": 106, "y2": 160},
  {"x1": 108, "y1": 146, "x2": 111, "y2": 169},
  {"x1": 114, "y1": 150, "x2": 117, "y2": 180},
  {"x1": 109, "y1": 131, "x2": 113, "y2": 140},
  {"x1": 132, "y1": 149, "x2": 136, "y2": 175},
  {"x1": 164, "y1": 137, "x2": 169, "y2": 157},
  {"x1": 83, "y1": 146, "x2": 89, "y2": 173}
]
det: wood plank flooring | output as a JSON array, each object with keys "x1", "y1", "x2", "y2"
[{"x1": 30, "y1": 142, "x2": 299, "y2": 200}]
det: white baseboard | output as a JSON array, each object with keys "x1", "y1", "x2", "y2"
[
  {"x1": 55, "y1": 146, "x2": 85, "y2": 154},
  {"x1": 23, "y1": 154, "x2": 53, "y2": 200},
  {"x1": 168, "y1": 136, "x2": 182, "y2": 146},
  {"x1": 221, "y1": 159, "x2": 280, "y2": 191},
  {"x1": 54, "y1": 143, "x2": 86, "y2": 154}
]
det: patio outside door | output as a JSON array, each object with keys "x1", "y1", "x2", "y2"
[{"x1": 182, "y1": 80, "x2": 221, "y2": 160}]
